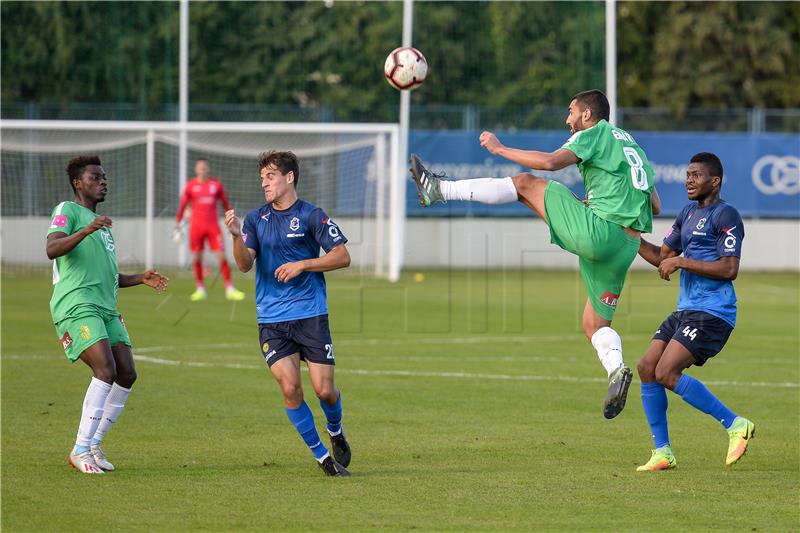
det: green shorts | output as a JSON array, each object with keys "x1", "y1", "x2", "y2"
[
  {"x1": 54, "y1": 306, "x2": 131, "y2": 362},
  {"x1": 544, "y1": 181, "x2": 640, "y2": 320}
]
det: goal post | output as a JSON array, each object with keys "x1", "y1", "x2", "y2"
[{"x1": 1, "y1": 119, "x2": 404, "y2": 281}]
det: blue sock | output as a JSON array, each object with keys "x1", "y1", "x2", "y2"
[
  {"x1": 75, "y1": 444, "x2": 90, "y2": 454},
  {"x1": 319, "y1": 393, "x2": 343, "y2": 434},
  {"x1": 674, "y1": 374, "x2": 737, "y2": 429},
  {"x1": 641, "y1": 382, "x2": 670, "y2": 448},
  {"x1": 285, "y1": 401, "x2": 328, "y2": 460}
]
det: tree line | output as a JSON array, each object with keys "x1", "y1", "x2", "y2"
[{"x1": 2, "y1": 1, "x2": 798, "y2": 123}]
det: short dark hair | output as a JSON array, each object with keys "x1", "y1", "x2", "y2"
[
  {"x1": 195, "y1": 157, "x2": 209, "y2": 164},
  {"x1": 66, "y1": 155, "x2": 102, "y2": 192},
  {"x1": 572, "y1": 90, "x2": 610, "y2": 122},
  {"x1": 258, "y1": 151, "x2": 300, "y2": 187},
  {"x1": 690, "y1": 152, "x2": 724, "y2": 181}
]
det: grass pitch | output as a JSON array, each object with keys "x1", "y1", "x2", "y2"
[{"x1": 2, "y1": 268, "x2": 798, "y2": 532}]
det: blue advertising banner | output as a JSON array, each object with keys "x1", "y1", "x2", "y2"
[{"x1": 408, "y1": 130, "x2": 800, "y2": 218}]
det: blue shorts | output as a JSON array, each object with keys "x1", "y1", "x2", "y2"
[
  {"x1": 258, "y1": 314, "x2": 334, "y2": 367},
  {"x1": 653, "y1": 310, "x2": 734, "y2": 366}
]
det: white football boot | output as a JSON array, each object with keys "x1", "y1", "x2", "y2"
[
  {"x1": 90, "y1": 444, "x2": 115, "y2": 471},
  {"x1": 68, "y1": 447, "x2": 104, "y2": 474}
]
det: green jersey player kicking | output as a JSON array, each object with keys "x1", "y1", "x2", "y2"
[
  {"x1": 410, "y1": 90, "x2": 661, "y2": 419},
  {"x1": 47, "y1": 155, "x2": 169, "y2": 474}
]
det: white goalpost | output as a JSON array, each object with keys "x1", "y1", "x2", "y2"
[{"x1": 1, "y1": 119, "x2": 405, "y2": 281}]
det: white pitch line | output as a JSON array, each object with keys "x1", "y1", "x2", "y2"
[
  {"x1": 131, "y1": 354, "x2": 800, "y2": 389},
  {"x1": 4, "y1": 353, "x2": 798, "y2": 389}
]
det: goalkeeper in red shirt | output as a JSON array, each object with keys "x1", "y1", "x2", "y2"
[{"x1": 175, "y1": 158, "x2": 245, "y2": 301}]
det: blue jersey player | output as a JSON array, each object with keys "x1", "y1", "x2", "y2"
[
  {"x1": 635, "y1": 152, "x2": 754, "y2": 471},
  {"x1": 225, "y1": 151, "x2": 352, "y2": 477}
]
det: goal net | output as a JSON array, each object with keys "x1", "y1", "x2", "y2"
[{"x1": 1, "y1": 120, "x2": 403, "y2": 280}]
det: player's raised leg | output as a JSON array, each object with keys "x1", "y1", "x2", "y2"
[
  {"x1": 409, "y1": 154, "x2": 524, "y2": 209},
  {"x1": 655, "y1": 340, "x2": 754, "y2": 466},
  {"x1": 308, "y1": 362, "x2": 350, "y2": 468},
  {"x1": 635, "y1": 339, "x2": 676, "y2": 471}
]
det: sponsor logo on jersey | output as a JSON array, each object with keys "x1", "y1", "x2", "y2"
[
  {"x1": 79, "y1": 325, "x2": 91, "y2": 340},
  {"x1": 290, "y1": 217, "x2": 300, "y2": 231},
  {"x1": 100, "y1": 229, "x2": 115, "y2": 252},
  {"x1": 51, "y1": 215, "x2": 68, "y2": 228},
  {"x1": 322, "y1": 217, "x2": 342, "y2": 242},
  {"x1": 722, "y1": 225, "x2": 738, "y2": 251},
  {"x1": 61, "y1": 332, "x2": 73, "y2": 350},
  {"x1": 286, "y1": 233, "x2": 305, "y2": 238},
  {"x1": 599, "y1": 291, "x2": 619, "y2": 308},
  {"x1": 695, "y1": 217, "x2": 707, "y2": 230}
]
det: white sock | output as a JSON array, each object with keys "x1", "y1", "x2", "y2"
[
  {"x1": 590, "y1": 326, "x2": 625, "y2": 376},
  {"x1": 91, "y1": 383, "x2": 132, "y2": 446},
  {"x1": 76, "y1": 378, "x2": 112, "y2": 447},
  {"x1": 439, "y1": 177, "x2": 518, "y2": 204}
]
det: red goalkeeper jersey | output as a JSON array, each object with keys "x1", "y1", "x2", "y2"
[{"x1": 176, "y1": 177, "x2": 231, "y2": 226}]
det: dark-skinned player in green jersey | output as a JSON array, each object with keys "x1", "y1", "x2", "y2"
[
  {"x1": 410, "y1": 90, "x2": 661, "y2": 420},
  {"x1": 47, "y1": 155, "x2": 169, "y2": 474}
]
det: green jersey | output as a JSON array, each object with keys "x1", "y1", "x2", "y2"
[
  {"x1": 48, "y1": 201, "x2": 119, "y2": 323},
  {"x1": 561, "y1": 119, "x2": 654, "y2": 232}
]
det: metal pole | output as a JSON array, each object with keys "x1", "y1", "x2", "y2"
[
  {"x1": 605, "y1": 0, "x2": 617, "y2": 125},
  {"x1": 178, "y1": 0, "x2": 189, "y2": 268},
  {"x1": 146, "y1": 130, "x2": 156, "y2": 270},
  {"x1": 390, "y1": 0, "x2": 413, "y2": 282},
  {"x1": 374, "y1": 134, "x2": 387, "y2": 277}
]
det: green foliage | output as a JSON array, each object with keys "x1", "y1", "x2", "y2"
[
  {"x1": 2, "y1": 1, "x2": 798, "y2": 120},
  {"x1": 1, "y1": 1, "x2": 177, "y2": 106},
  {"x1": 619, "y1": 1, "x2": 800, "y2": 113}
]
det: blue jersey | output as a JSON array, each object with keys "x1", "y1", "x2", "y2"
[
  {"x1": 241, "y1": 199, "x2": 347, "y2": 324},
  {"x1": 663, "y1": 200, "x2": 744, "y2": 326}
]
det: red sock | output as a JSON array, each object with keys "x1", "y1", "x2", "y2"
[
  {"x1": 193, "y1": 260, "x2": 204, "y2": 288},
  {"x1": 220, "y1": 259, "x2": 232, "y2": 288}
]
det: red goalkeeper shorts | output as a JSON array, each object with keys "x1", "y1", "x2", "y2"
[{"x1": 189, "y1": 223, "x2": 224, "y2": 252}]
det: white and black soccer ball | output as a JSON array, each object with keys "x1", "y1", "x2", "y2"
[{"x1": 384, "y1": 47, "x2": 428, "y2": 90}]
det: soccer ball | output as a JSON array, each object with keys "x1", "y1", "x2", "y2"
[{"x1": 384, "y1": 47, "x2": 428, "y2": 90}]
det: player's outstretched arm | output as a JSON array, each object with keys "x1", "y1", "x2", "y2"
[
  {"x1": 119, "y1": 271, "x2": 170, "y2": 292},
  {"x1": 46, "y1": 215, "x2": 112, "y2": 259},
  {"x1": 274, "y1": 244, "x2": 350, "y2": 283},
  {"x1": 479, "y1": 131, "x2": 579, "y2": 171},
  {"x1": 224, "y1": 209, "x2": 256, "y2": 273}
]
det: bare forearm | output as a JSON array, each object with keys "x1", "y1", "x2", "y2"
[
  {"x1": 119, "y1": 273, "x2": 144, "y2": 288},
  {"x1": 301, "y1": 247, "x2": 350, "y2": 273},
  {"x1": 651, "y1": 187, "x2": 662, "y2": 216},
  {"x1": 638, "y1": 238, "x2": 662, "y2": 267},
  {"x1": 46, "y1": 230, "x2": 89, "y2": 259},
  {"x1": 494, "y1": 147, "x2": 558, "y2": 171},
  {"x1": 674, "y1": 257, "x2": 739, "y2": 280},
  {"x1": 231, "y1": 237, "x2": 254, "y2": 272}
]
